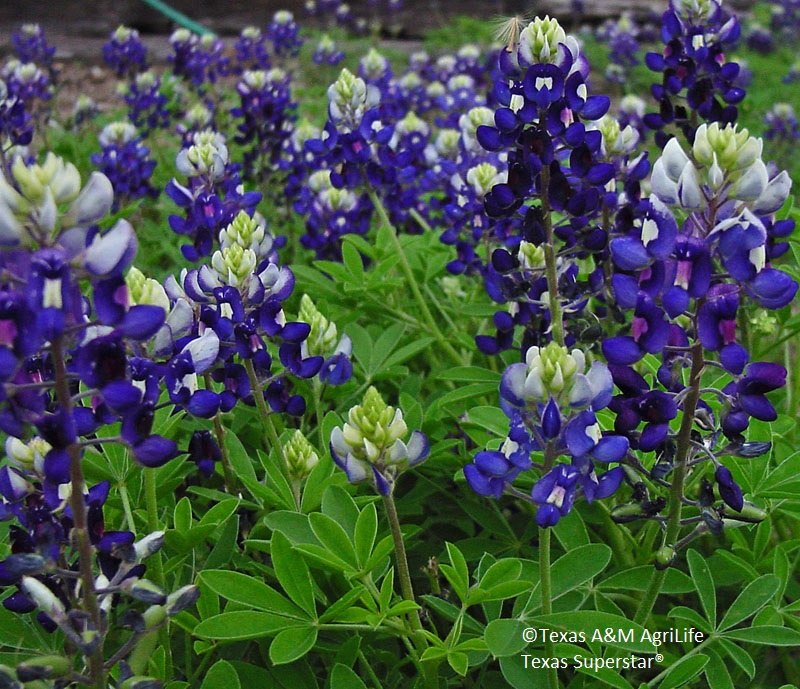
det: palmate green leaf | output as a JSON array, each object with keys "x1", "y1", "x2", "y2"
[
  {"x1": 716, "y1": 638, "x2": 755, "y2": 679},
  {"x1": 574, "y1": 662, "x2": 636, "y2": 689},
  {"x1": 534, "y1": 543, "x2": 611, "y2": 605},
  {"x1": 321, "y1": 485, "x2": 360, "y2": 538},
  {"x1": 198, "y1": 498, "x2": 240, "y2": 526},
  {"x1": 448, "y1": 651, "x2": 470, "y2": 676},
  {"x1": 687, "y1": 550, "x2": 716, "y2": 628},
  {"x1": 464, "y1": 405, "x2": 508, "y2": 437},
  {"x1": 330, "y1": 664, "x2": 368, "y2": 689},
  {"x1": 704, "y1": 649, "x2": 734, "y2": 689},
  {"x1": 499, "y1": 653, "x2": 533, "y2": 689},
  {"x1": 438, "y1": 367, "x2": 502, "y2": 383},
  {"x1": 354, "y1": 501, "x2": 378, "y2": 569},
  {"x1": 318, "y1": 586, "x2": 369, "y2": 624},
  {"x1": 484, "y1": 618, "x2": 528, "y2": 657},
  {"x1": 421, "y1": 596, "x2": 484, "y2": 635},
  {"x1": 383, "y1": 337, "x2": 436, "y2": 370},
  {"x1": 272, "y1": 531, "x2": 316, "y2": 618},
  {"x1": 478, "y1": 558, "x2": 523, "y2": 590},
  {"x1": 722, "y1": 625, "x2": 800, "y2": 645},
  {"x1": 659, "y1": 654, "x2": 709, "y2": 689},
  {"x1": 203, "y1": 514, "x2": 239, "y2": 569},
  {"x1": 668, "y1": 606, "x2": 712, "y2": 633},
  {"x1": 264, "y1": 510, "x2": 318, "y2": 545},
  {"x1": 309, "y1": 511, "x2": 359, "y2": 570},
  {"x1": 197, "y1": 570, "x2": 307, "y2": 619},
  {"x1": 200, "y1": 660, "x2": 240, "y2": 689},
  {"x1": 174, "y1": 497, "x2": 192, "y2": 533},
  {"x1": 269, "y1": 626, "x2": 318, "y2": 665},
  {"x1": 341, "y1": 239, "x2": 365, "y2": 283},
  {"x1": 440, "y1": 542, "x2": 470, "y2": 602},
  {"x1": 718, "y1": 574, "x2": 780, "y2": 631},
  {"x1": 552, "y1": 508, "x2": 590, "y2": 551},
  {"x1": 221, "y1": 427, "x2": 257, "y2": 483},
  {"x1": 193, "y1": 611, "x2": 303, "y2": 640}
]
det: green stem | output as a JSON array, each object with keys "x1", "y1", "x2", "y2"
[
  {"x1": 539, "y1": 526, "x2": 559, "y2": 689},
  {"x1": 119, "y1": 483, "x2": 136, "y2": 534},
  {"x1": 204, "y1": 373, "x2": 237, "y2": 492},
  {"x1": 243, "y1": 360, "x2": 292, "y2": 486},
  {"x1": 358, "y1": 648, "x2": 384, "y2": 689},
  {"x1": 368, "y1": 189, "x2": 464, "y2": 367},
  {"x1": 381, "y1": 492, "x2": 420, "y2": 629},
  {"x1": 51, "y1": 337, "x2": 105, "y2": 689},
  {"x1": 634, "y1": 339, "x2": 705, "y2": 625},
  {"x1": 381, "y1": 491, "x2": 439, "y2": 689}
]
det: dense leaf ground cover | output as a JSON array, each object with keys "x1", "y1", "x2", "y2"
[{"x1": 0, "y1": 1, "x2": 799, "y2": 688}]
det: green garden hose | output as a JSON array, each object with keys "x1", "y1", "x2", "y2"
[{"x1": 140, "y1": 0, "x2": 214, "y2": 36}]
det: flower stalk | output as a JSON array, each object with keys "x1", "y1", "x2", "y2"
[
  {"x1": 368, "y1": 189, "x2": 465, "y2": 367},
  {"x1": 51, "y1": 336, "x2": 105, "y2": 689}
]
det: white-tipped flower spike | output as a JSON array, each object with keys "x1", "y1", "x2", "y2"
[
  {"x1": 593, "y1": 115, "x2": 640, "y2": 157},
  {"x1": 99, "y1": 121, "x2": 138, "y2": 147},
  {"x1": 298, "y1": 294, "x2": 338, "y2": 358},
  {"x1": 0, "y1": 153, "x2": 115, "y2": 247},
  {"x1": 126, "y1": 266, "x2": 170, "y2": 313},
  {"x1": 285, "y1": 429, "x2": 320, "y2": 481},
  {"x1": 359, "y1": 47, "x2": 389, "y2": 80},
  {"x1": 327, "y1": 68, "x2": 380, "y2": 133},
  {"x1": 517, "y1": 16, "x2": 580, "y2": 68},
  {"x1": 466, "y1": 163, "x2": 508, "y2": 199},
  {"x1": 517, "y1": 241, "x2": 546, "y2": 270},
  {"x1": 218, "y1": 210, "x2": 274, "y2": 260},
  {"x1": 500, "y1": 342, "x2": 613, "y2": 411},
  {"x1": 211, "y1": 244, "x2": 258, "y2": 288},
  {"x1": 5, "y1": 436, "x2": 51, "y2": 473},
  {"x1": 330, "y1": 387, "x2": 429, "y2": 495},
  {"x1": 175, "y1": 130, "x2": 228, "y2": 181},
  {"x1": 652, "y1": 123, "x2": 784, "y2": 213}
]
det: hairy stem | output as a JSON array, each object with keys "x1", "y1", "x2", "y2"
[
  {"x1": 368, "y1": 189, "x2": 465, "y2": 367},
  {"x1": 51, "y1": 336, "x2": 105, "y2": 689},
  {"x1": 381, "y1": 491, "x2": 438, "y2": 689},
  {"x1": 634, "y1": 339, "x2": 705, "y2": 625},
  {"x1": 203, "y1": 373, "x2": 237, "y2": 492}
]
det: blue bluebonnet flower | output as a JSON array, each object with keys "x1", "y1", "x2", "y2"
[
  {"x1": 0, "y1": 79, "x2": 33, "y2": 148},
  {"x1": 231, "y1": 68, "x2": 297, "y2": 182},
  {"x1": 644, "y1": 0, "x2": 744, "y2": 144},
  {"x1": 11, "y1": 24, "x2": 56, "y2": 77},
  {"x1": 313, "y1": 35, "x2": 346, "y2": 66},
  {"x1": 297, "y1": 294, "x2": 352, "y2": 385},
  {"x1": 267, "y1": 11, "x2": 303, "y2": 59},
  {"x1": 122, "y1": 70, "x2": 172, "y2": 135},
  {"x1": 466, "y1": 342, "x2": 627, "y2": 527},
  {"x1": 763, "y1": 102, "x2": 799, "y2": 141},
  {"x1": 90, "y1": 122, "x2": 159, "y2": 211},
  {"x1": 166, "y1": 130, "x2": 263, "y2": 260},
  {"x1": 102, "y1": 25, "x2": 149, "y2": 79},
  {"x1": 169, "y1": 29, "x2": 229, "y2": 90},
  {"x1": 597, "y1": 13, "x2": 641, "y2": 84},
  {"x1": 2, "y1": 60, "x2": 52, "y2": 109},
  {"x1": 744, "y1": 23, "x2": 775, "y2": 53},
  {"x1": 234, "y1": 26, "x2": 271, "y2": 72},
  {"x1": 330, "y1": 387, "x2": 429, "y2": 495}
]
